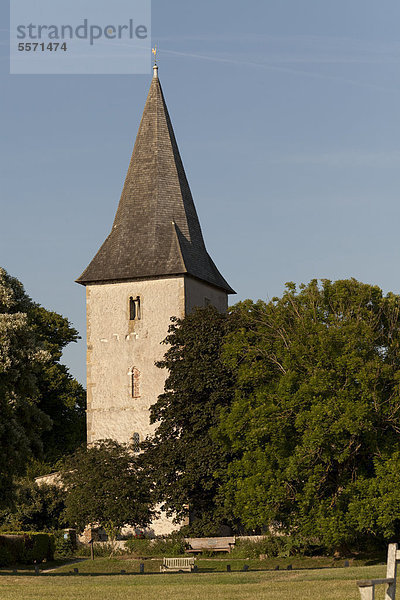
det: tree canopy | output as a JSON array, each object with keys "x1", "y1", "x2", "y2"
[
  {"x1": 218, "y1": 279, "x2": 400, "y2": 550},
  {"x1": 142, "y1": 279, "x2": 400, "y2": 550},
  {"x1": 62, "y1": 440, "x2": 153, "y2": 537},
  {"x1": 0, "y1": 479, "x2": 67, "y2": 532},
  {"x1": 28, "y1": 299, "x2": 86, "y2": 464},
  {"x1": 0, "y1": 267, "x2": 85, "y2": 507}
]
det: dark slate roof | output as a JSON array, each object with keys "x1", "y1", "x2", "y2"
[{"x1": 76, "y1": 72, "x2": 235, "y2": 294}]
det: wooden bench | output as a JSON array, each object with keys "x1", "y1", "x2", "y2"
[
  {"x1": 160, "y1": 557, "x2": 195, "y2": 572},
  {"x1": 357, "y1": 543, "x2": 398, "y2": 599},
  {"x1": 184, "y1": 537, "x2": 235, "y2": 554}
]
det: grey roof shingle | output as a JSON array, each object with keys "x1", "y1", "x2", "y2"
[{"x1": 76, "y1": 74, "x2": 235, "y2": 294}]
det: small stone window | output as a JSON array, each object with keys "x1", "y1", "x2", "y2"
[
  {"x1": 131, "y1": 367, "x2": 140, "y2": 398},
  {"x1": 129, "y1": 296, "x2": 141, "y2": 320},
  {"x1": 132, "y1": 432, "x2": 140, "y2": 453},
  {"x1": 204, "y1": 297, "x2": 210, "y2": 307}
]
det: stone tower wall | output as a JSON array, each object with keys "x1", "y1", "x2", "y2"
[
  {"x1": 86, "y1": 276, "x2": 185, "y2": 445},
  {"x1": 184, "y1": 277, "x2": 228, "y2": 313}
]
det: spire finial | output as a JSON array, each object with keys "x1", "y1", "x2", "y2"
[{"x1": 152, "y1": 45, "x2": 158, "y2": 79}]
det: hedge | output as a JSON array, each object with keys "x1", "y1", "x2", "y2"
[{"x1": 0, "y1": 532, "x2": 55, "y2": 566}]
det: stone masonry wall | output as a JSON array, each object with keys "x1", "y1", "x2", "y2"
[
  {"x1": 184, "y1": 277, "x2": 228, "y2": 314},
  {"x1": 86, "y1": 276, "x2": 185, "y2": 445}
]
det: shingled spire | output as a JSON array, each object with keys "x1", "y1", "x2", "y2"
[{"x1": 77, "y1": 67, "x2": 234, "y2": 294}]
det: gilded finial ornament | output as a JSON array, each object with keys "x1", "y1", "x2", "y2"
[{"x1": 152, "y1": 45, "x2": 157, "y2": 66}]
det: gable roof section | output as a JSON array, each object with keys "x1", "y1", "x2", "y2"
[{"x1": 76, "y1": 72, "x2": 235, "y2": 294}]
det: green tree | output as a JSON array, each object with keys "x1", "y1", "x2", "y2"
[
  {"x1": 218, "y1": 279, "x2": 400, "y2": 550},
  {"x1": 28, "y1": 294, "x2": 86, "y2": 465},
  {"x1": 61, "y1": 440, "x2": 153, "y2": 537},
  {"x1": 0, "y1": 479, "x2": 67, "y2": 532},
  {"x1": 141, "y1": 306, "x2": 235, "y2": 534},
  {"x1": 35, "y1": 363, "x2": 85, "y2": 465},
  {"x1": 0, "y1": 267, "x2": 85, "y2": 507},
  {"x1": 0, "y1": 268, "x2": 51, "y2": 506}
]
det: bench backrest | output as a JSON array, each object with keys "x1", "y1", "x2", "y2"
[
  {"x1": 163, "y1": 557, "x2": 194, "y2": 567},
  {"x1": 185, "y1": 537, "x2": 235, "y2": 550}
]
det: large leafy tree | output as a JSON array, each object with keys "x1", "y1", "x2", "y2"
[
  {"x1": 28, "y1": 302, "x2": 86, "y2": 466},
  {"x1": 0, "y1": 480, "x2": 67, "y2": 532},
  {"x1": 218, "y1": 279, "x2": 400, "y2": 550},
  {"x1": 34, "y1": 364, "x2": 85, "y2": 466},
  {"x1": 0, "y1": 267, "x2": 85, "y2": 506},
  {"x1": 140, "y1": 306, "x2": 235, "y2": 534},
  {"x1": 0, "y1": 268, "x2": 50, "y2": 505},
  {"x1": 61, "y1": 440, "x2": 153, "y2": 537}
]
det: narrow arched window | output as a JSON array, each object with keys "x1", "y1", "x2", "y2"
[
  {"x1": 132, "y1": 432, "x2": 140, "y2": 453},
  {"x1": 129, "y1": 297, "x2": 136, "y2": 320},
  {"x1": 131, "y1": 367, "x2": 140, "y2": 398},
  {"x1": 129, "y1": 296, "x2": 141, "y2": 321}
]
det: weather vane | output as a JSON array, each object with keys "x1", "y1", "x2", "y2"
[{"x1": 152, "y1": 45, "x2": 157, "y2": 66}]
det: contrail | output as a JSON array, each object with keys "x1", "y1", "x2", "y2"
[{"x1": 162, "y1": 48, "x2": 400, "y2": 94}]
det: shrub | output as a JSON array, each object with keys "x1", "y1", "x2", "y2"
[
  {"x1": 125, "y1": 533, "x2": 185, "y2": 557},
  {"x1": 0, "y1": 535, "x2": 24, "y2": 564},
  {"x1": 231, "y1": 536, "x2": 327, "y2": 558},
  {"x1": 0, "y1": 546, "x2": 14, "y2": 567},
  {"x1": 21, "y1": 533, "x2": 55, "y2": 563},
  {"x1": 124, "y1": 538, "x2": 151, "y2": 556},
  {"x1": 230, "y1": 536, "x2": 289, "y2": 558},
  {"x1": 53, "y1": 531, "x2": 75, "y2": 558},
  {"x1": 200, "y1": 549, "x2": 215, "y2": 558},
  {"x1": 0, "y1": 532, "x2": 55, "y2": 564},
  {"x1": 230, "y1": 537, "x2": 282, "y2": 558},
  {"x1": 76, "y1": 542, "x2": 125, "y2": 558}
]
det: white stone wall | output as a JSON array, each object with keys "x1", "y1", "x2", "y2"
[
  {"x1": 184, "y1": 277, "x2": 228, "y2": 313},
  {"x1": 86, "y1": 277, "x2": 185, "y2": 445},
  {"x1": 121, "y1": 504, "x2": 188, "y2": 538}
]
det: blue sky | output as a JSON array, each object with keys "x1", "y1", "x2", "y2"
[{"x1": 1, "y1": 0, "x2": 400, "y2": 384}]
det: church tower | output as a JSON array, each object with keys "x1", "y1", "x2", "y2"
[{"x1": 77, "y1": 66, "x2": 235, "y2": 447}]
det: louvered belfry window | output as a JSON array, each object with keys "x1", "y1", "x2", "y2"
[{"x1": 129, "y1": 296, "x2": 141, "y2": 320}]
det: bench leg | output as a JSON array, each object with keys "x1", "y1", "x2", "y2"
[
  {"x1": 386, "y1": 582, "x2": 396, "y2": 600},
  {"x1": 358, "y1": 586, "x2": 374, "y2": 600}
]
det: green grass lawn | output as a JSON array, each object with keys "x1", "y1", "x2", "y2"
[{"x1": 0, "y1": 558, "x2": 391, "y2": 600}]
